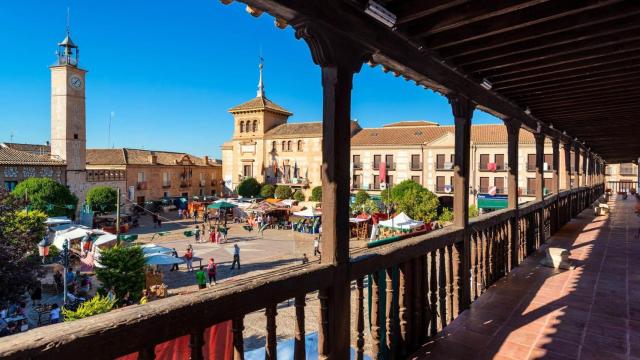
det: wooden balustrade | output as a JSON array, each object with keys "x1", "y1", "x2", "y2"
[{"x1": 0, "y1": 186, "x2": 602, "y2": 360}]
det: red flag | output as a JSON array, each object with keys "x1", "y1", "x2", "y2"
[{"x1": 379, "y1": 161, "x2": 387, "y2": 184}]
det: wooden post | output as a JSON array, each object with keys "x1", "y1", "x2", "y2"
[
  {"x1": 189, "y1": 329, "x2": 205, "y2": 360},
  {"x1": 232, "y1": 317, "x2": 245, "y2": 360},
  {"x1": 292, "y1": 21, "x2": 368, "y2": 357},
  {"x1": 582, "y1": 150, "x2": 588, "y2": 189},
  {"x1": 355, "y1": 279, "x2": 365, "y2": 360},
  {"x1": 534, "y1": 133, "x2": 545, "y2": 201},
  {"x1": 563, "y1": 142, "x2": 572, "y2": 190},
  {"x1": 294, "y1": 296, "x2": 306, "y2": 360},
  {"x1": 504, "y1": 119, "x2": 520, "y2": 269},
  {"x1": 574, "y1": 143, "x2": 581, "y2": 188},
  {"x1": 266, "y1": 305, "x2": 277, "y2": 360},
  {"x1": 552, "y1": 138, "x2": 560, "y2": 195},
  {"x1": 448, "y1": 93, "x2": 474, "y2": 313}
]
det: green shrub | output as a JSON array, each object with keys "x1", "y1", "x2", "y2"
[
  {"x1": 275, "y1": 185, "x2": 293, "y2": 199},
  {"x1": 11, "y1": 178, "x2": 78, "y2": 217},
  {"x1": 293, "y1": 190, "x2": 305, "y2": 202},
  {"x1": 260, "y1": 184, "x2": 276, "y2": 198},
  {"x1": 469, "y1": 204, "x2": 480, "y2": 218},
  {"x1": 310, "y1": 186, "x2": 322, "y2": 201},
  {"x1": 86, "y1": 186, "x2": 118, "y2": 213},
  {"x1": 439, "y1": 208, "x2": 454, "y2": 223},
  {"x1": 237, "y1": 177, "x2": 261, "y2": 197},
  {"x1": 62, "y1": 294, "x2": 115, "y2": 321}
]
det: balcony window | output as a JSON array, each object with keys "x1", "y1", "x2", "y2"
[
  {"x1": 385, "y1": 155, "x2": 394, "y2": 170},
  {"x1": 373, "y1": 175, "x2": 380, "y2": 189},
  {"x1": 544, "y1": 154, "x2": 553, "y2": 171},
  {"x1": 495, "y1": 154, "x2": 505, "y2": 170},
  {"x1": 527, "y1": 154, "x2": 536, "y2": 172},
  {"x1": 436, "y1": 154, "x2": 445, "y2": 169},
  {"x1": 353, "y1": 175, "x2": 361, "y2": 189},
  {"x1": 479, "y1": 154, "x2": 489, "y2": 170},
  {"x1": 373, "y1": 155, "x2": 381, "y2": 170},
  {"x1": 297, "y1": 140, "x2": 303, "y2": 152},
  {"x1": 411, "y1": 175, "x2": 420, "y2": 184},
  {"x1": 479, "y1": 177, "x2": 489, "y2": 193},
  {"x1": 411, "y1": 154, "x2": 421, "y2": 170},
  {"x1": 494, "y1": 177, "x2": 505, "y2": 194},
  {"x1": 436, "y1": 176, "x2": 445, "y2": 192},
  {"x1": 353, "y1": 155, "x2": 362, "y2": 169}
]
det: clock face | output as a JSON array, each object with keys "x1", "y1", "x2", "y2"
[{"x1": 69, "y1": 75, "x2": 83, "y2": 90}]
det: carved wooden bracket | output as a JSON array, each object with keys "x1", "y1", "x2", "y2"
[
  {"x1": 446, "y1": 93, "x2": 475, "y2": 120},
  {"x1": 291, "y1": 18, "x2": 371, "y2": 74},
  {"x1": 503, "y1": 118, "x2": 521, "y2": 136}
]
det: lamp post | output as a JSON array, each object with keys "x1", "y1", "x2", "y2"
[
  {"x1": 38, "y1": 237, "x2": 51, "y2": 264},
  {"x1": 62, "y1": 239, "x2": 70, "y2": 305}
]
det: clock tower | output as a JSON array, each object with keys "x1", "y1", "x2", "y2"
[{"x1": 50, "y1": 29, "x2": 88, "y2": 204}]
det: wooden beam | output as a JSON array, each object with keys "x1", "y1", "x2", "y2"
[
  {"x1": 391, "y1": 0, "x2": 468, "y2": 25},
  {"x1": 452, "y1": 19, "x2": 640, "y2": 66},
  {"x1": 403, "y1": 0, "x2": 552, "y2": 36},
  {"x1": 515, "y1": 86, "x2": 640, "y2": 107},
  {"x1": 422, "y1": 0, "x2": 622, "y2": 49},
  {"x1": 531, "y1": 98, "x2": 640, "y2": 115},
  {"x1": 502, "y1": 72, "x2": 640, "y2": 97},
  {"x1": 470, "y1": 38, "x2": 640, "y2": 76}
]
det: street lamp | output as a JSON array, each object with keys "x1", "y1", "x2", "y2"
[{"x1": 38, "y1": 237, "x2": 51, "y2": 264}]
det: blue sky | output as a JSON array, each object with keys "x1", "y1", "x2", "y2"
[{"x1": 0, "y1": 0, "x2": 500, "y2": 158}]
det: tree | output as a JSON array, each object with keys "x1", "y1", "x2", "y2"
[
  {"x1": 260, "y1": 184, "x2": 276, "y2": 198},
  {"x1": 293, "y1": 190, "x2": 305, "y2": 202},
  {"x1": 95, "y1": 245, "x2": 146, "y2": 305},
  {"x1": 86, "y1": 186, "x2": 117, "y2": 213},
  {"x1": 62, "y1": 294, "x2": 115, "y2": 321},
  {"x1": 275, "y1": 185, "x2": 293, "y2": 199},
  {"x1": 12, "y1": 178, "x2": 78, "y2": 218},
  {"x1": 310, "y1": 186, "x2": 322, "y2": 202},
  {"x1": 0, "y1": 190, "x2": 47, "y2": 304},
  {"x1": 354, "y1": 190, "x2": 370, "y2": 207},
  {"x1": 383, "y1": 180, "x2": 439, "y2": 222},
  {"x1": 237, "y1": 177, "x2": 261, "y2": 198}
]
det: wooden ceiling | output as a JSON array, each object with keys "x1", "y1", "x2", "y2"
[{"x1": 236, "y1": 0, "x2": 640, "y2": 163}]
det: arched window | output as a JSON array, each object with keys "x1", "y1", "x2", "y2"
[
  {"x1": 282, "y1": 141, "x2": 286, "y2": 151},
  {"x1": 272, "y1": 141, "x2": 277, "y2": 151},
  {"x1": 239, "y1": 121, "x2": 244, "y2": 133},
  {"x1": 287, "y1": 141, "x2": 292, "y2": 151},
  {"x1": 297, "y1": 140, "x2": 303, "y2": 152},
  {"x1": 252, "y1": 120, "x2": 258, "y2": 132}
]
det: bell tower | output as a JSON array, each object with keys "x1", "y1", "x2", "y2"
[{"x1": 50, "y1": 24, "x2": 87, "y2": 203}]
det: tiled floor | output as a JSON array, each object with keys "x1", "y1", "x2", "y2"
[{"x1": 412, "y1": 196, "x2": 640, "y2": 360}]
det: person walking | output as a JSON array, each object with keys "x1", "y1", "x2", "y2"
[
  {"x1": 207, "y1": 258, "x2": 217, "y2": 286},
  {"x1": 194, "y1": 209, "x2": 199, "y2": 224},
  {"x1": 195, "y1": 266, "x2": 207, "y2": 290},
  {"x1": 230, "y1": 244, "x2": 241, "y2": 270},
  {"x1": 313, "y1": 236, "x2": 321, "y2": 257},
  {"x1": 170, "y1": 248, "x2": 180, "y2": 271},
  {"x1": 152, "y1": 213, "x2": 158, "y2": 228},
  {"x1": 185, "y1": 246, "x2": 194, "y2": 272},
  {"x1": 195, "y1": 227, "x2": 201, "y2": 243},
  {"x1": 49, "y1": 304, "x2": 61, "y2": 324},
  {"x1": 157, "y1": 214, "x2": 162, "y2": 228},
  {"x1": 302, "y1": 253, "x2": 309, "y2": 264}
]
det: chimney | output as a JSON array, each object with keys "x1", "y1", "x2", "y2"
[
  {"x1": 204, "y1": 155, "x2": 209, "y2": 165},
  {"x1": 148, "y1": 152, "x2": 157, "y2": 165}
]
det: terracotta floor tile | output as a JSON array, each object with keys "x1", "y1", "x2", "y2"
[{"x1": 535, "y1": 337, "x2": 580, "y2": 358}]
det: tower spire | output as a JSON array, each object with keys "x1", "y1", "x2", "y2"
[
  {"x1": 257, "y1": 55, "x2": 265, "y2": 98},
  {"x1": 57, "y1": 7, "x2": 79, "y2": 66}
]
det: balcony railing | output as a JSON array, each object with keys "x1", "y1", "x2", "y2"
[
  {"x1": 479, "y1": 187, "x2": 507, "y2": 194},
  {"x1": 435, "y1": 185, "x2": 453, "y2": 193},
  {"x1": 435, "y1": 162, "x2": 454, "y2": 171},
  {"x1": 386, "y1": 162, "x2": 396, "y2": 171},
  {"x1": 180, "y1": 180, "x2": 192, "y2": 188},
  {"x1": 136, "y1": 181, "x2": 147, "y2": 190},
  {"x1": 162, "y1": 182, "x2": 171, "y2": 189},
  {"x1": 410, "y1": 162, "x2": 422, "y2": 171},
  {"x1": 478, "y1": 163, "x2": 506, "y2": 171},
  {"x1": 0, "y1": 185, "x2": 603, "y2": 359},
  {"x1": 353, "y1": 162, "x2": 362, "y2": 170},
  {"x1": 373, "y1": 162, "x2": 380, "y2": 170},
  {"x1": 352, "y1": 183, "x2": 362, "y2": 189},
  {"x1": 199, "y1": 180, "x2": 206, "y2": 187},
  {"x1": 619, "y1": 167, "x2": 635, "y2": 175}
]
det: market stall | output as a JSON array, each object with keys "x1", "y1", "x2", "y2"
[
  {"x1": 291, "y1": 207, "x2": 321, "y2": 234},
  {"x1": 377, "y1": 212, "x2": 425, "y2": 237}
]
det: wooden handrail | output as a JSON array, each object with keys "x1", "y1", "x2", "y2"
[{"x1": 0, "y1": 263, "x2": 334, "y2": 360}]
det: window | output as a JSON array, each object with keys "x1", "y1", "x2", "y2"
[
  {"x1": 373, "y1": 155, "x2": 381, "y2": 170},
  {"x1": 411, "y1": 154, "x2": 421, "y2": 170},
  {"x1": 495, "y1": 154, "x2": 505, "y2": 170},
  {"x1": 281, "y1": 141, "x2": 286, "y2": 152},
  {"x1": 479, "y1": 177, "x2": 489, "y2": 193},
  {"x1": 297, "y1": 140, "x2": 303, "y2": 151},
  {"x1": 570, "y1": 154, "x2": 575, "y2": 172},
  {"x1": 385, "y1": 155, "x2": 394, "y2": 170},
  {"x1": 4, "y1": 181, "x2": 17, "y2": 191},
  {"x1": 411, "y1": 175, "x2": 420, "y2": 183},
  {"x1": 353, "y1": 155, "x2": 361, "y2": 169},
  {"x1": 163, "y1": 192, "x2": 168, "y2": 198},
  {"x1": 450, "y1": 176, "x2": 454, "y2": 188},
  {"x1": 436, "y1": 176, "x2": 445, "y2": 192},
  {"x1": 450, "y1": 154, "x2": 455, "y2": 164},
  {"x1": 543, "y1": 178, "x2": 552, "y2": 193},
  {"x1": 544, "y1": 154, "x2": 553, "y2": 171},
  {"x1": 73, "y1": 133, "x2": 78, "y2": 139},
  {"x1": 137, "y1": 171, "x2": 145, "y2": 182},
  {"x1": 162, "y1": 172, "x2": 170, "y2": 187},
  {"x1": 272, "y1": 141, "x2": 277, "y2": 151},
  {"x1": 436, "y1": 154, "x2": 445, "y2": 169},
  {"x1": 373, "y1": 175, "x2": 380, "y2": 189},
  {"x1": 239, "y1": 121, "x2": 244, "y2": 133},
  {"x1": 527, "y1": 154, "x2": 536, "y2": 171},
  {"x1": 479, "y1": 154, "x2": 490, "y2": 170},
  {"x1": 353, "y1": 175, "x2": 361, "y2": 189},
  {"x1": 252, "y1": 120, "x2": 258, "y2": 132},
  {"x1": 243, "y1": 165, "x2": 252, "y2": 178},
  {"x1": 527, "y1": 178, "x2": 536, "y2": 195},
  {"x1": 494, "y1": 177, "x2": 505, "y2": 193},
  {"x1": 287, "y1": 140, "x2": 292, "y2": 151}
]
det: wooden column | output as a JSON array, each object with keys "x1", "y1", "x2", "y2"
[
  {"x1": 294, "y1": 296, "x2": 306, "y2": 360},
  {"x1": 504, "y1": 118, "x2": 520, "y2": 269},
  {"x1": 534, "y1": 133, "x2": 545, "y2": 201},
  {"x1": 294, "y1": 22, "x2": 368, "y2": 359},
  {"x1": 574, "y1": 143, "x2": 581, "y2": 188},
  {"x1": 582, "y1": 150, "x2": 589, "y2": 188},
  {"x1": 552, "y1": 138, "x2": 560, "y2": 195},
  {"x1": 448, "y1": 93, "x2": 474, "y2": 313},
  {"x1": 563, "y1": 142, "x2": 572, "y2": 190}
]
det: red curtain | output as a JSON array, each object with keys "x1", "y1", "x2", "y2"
[{"x1": 116, "y1": 320, "x2": 233, "y2": 360}]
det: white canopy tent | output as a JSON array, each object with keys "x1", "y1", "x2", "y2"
[
  {"x1": 52, "y1": 225, "x2": 92, "y2": 249},
  {"x1": 292, "y1": 207, "x2": 321, "y2": 218},
  {"x1": 378, "y1": 212, "x2": 424, "y2": 231}
]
